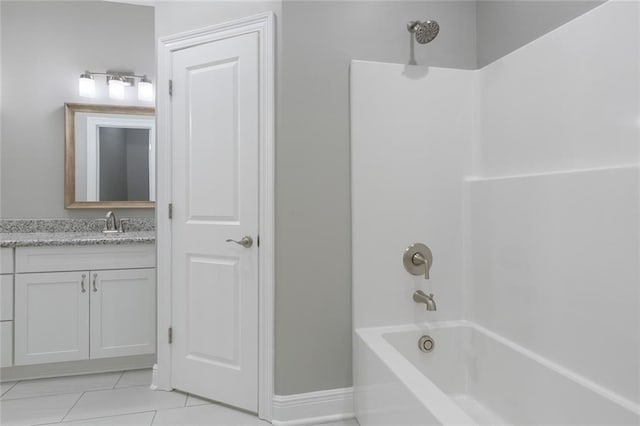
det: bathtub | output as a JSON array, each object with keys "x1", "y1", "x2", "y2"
[{"x1": 354, "y1": 321, "x2": 640, "y2": 425}]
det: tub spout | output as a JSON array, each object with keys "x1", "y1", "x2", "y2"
[{"x1": 413, "y1": 290, "x2": 436, "y2": 311}]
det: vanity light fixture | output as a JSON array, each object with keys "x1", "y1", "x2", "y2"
[
  {"x1": 137, "y1": 76, "x2": 154, "y2": 102},
  {"x1": 78, "y1": 70, "x2": 154, "y2": 102},
  {"x1": 108, "y1": 76, "x2": 126, "y2": 100},
  {"x1": 78, "y1": 73, "x2": 96, "y2": 98}
]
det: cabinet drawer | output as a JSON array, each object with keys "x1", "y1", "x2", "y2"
[
  {"x1": 0, "y1": 248, "x2": 13, "y2": 274},
  {"x1": 16, "y1": 244, "x2": 155, "y2": 273},
  {"x1": 0, "y1": 275, "x2": 13, "y2": 321},
  {"x1": 1, "y1": 321, "x2": 12, "y2": 367}
]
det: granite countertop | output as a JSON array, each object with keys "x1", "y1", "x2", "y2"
[
  {"x1": 0, "y1": 218, "x2": 156, "y2": 247},
  {"x1": 0, "y1": 231, "x2": 156, "y2": 248}
]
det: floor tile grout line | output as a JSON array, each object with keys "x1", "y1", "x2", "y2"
[
  {"x1": 1, "y1": 371, "x2": 127, "y2": 400},
  {"x1": 150, "y1": 409, "x2": 158, "y2": 425},
  {"x1": 0, "y1": 383, "x2": 153, "y2": 403},
  {"x1": 60, "y1": 391, "x2": 85, "y2": 423},
  {"x1": 1, "y1": 372, "x2": 274, "y2": 426},
  {"x1": 57, "y1": 409, "x2": 159, "y2": 425},
  {"x1": 1, "y1": 390, "x2": 88, "y2": 403},
  {"x1": 32, "y1": 420, "x2": 68, "y2": 426},
  {"x1": 10, "y1": 392, "x2": 271, "y2": 426},
  {"x1": 0, "y1": 380, "x2": 19, "y2": 397},
  {"x1": 112, "y1": 370, "x2": 126, "y2": 389}
]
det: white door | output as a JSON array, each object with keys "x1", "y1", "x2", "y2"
[
  {"x1": 170, "y1": 30, "x2": 260, "y2": 412},
  {"x1": 14, "y1": 271, "x2": 90, "y2": 365},
  {"x1": 90, "y1": 269, "x2": 156, "y2": 359}
]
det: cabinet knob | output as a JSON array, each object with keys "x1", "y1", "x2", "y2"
[
  {"x1": 92, "y1": 273, "x2": 98, "y2": 292},
  {"x1": 81, "y1": 274, "x2": 87, "y2": 293}
]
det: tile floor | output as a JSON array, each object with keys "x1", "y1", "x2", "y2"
[{"x1": 0, "y1": 369, "x2": 358, "y2": 426}]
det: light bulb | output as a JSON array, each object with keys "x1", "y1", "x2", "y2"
[
  {"x1": 108, "y1": 77, "x2": 125, "y2": 100},
  {"x1": 138, "y1": 76, "x2": 153, "y2": 102},
  {"x1": 78, "y1": 73, "x2": 95, "y2": 97}
]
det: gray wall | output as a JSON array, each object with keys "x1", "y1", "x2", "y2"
[
  {"x1": 476, "y1": 0, "x2": 606, "y2": 67},
  {"x1": 276, "y1": 1, "x2": 476, "y2": 395},
  {"x1": 0, "y1": 0, "x2": 606, "y2": 397},
  {"x1": 0, "y1": 1, "x2": 154, "y2": 219},
  {"x1": 158, "y1": 0, "x2": 607, "y2": 397},
  {"x1": 0, "y1": 2, "x2": 3, "y2": 218},
  {"x1": 155, "y1": 0, "x2": 475, "y2": 396}
]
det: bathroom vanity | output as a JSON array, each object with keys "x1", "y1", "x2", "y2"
[
  {"x1": 0, "y1": 221, "x2": 156, "y2": 381},
  {"x1": 0, "y1": 248, "x2": 13, "y2": 369}
]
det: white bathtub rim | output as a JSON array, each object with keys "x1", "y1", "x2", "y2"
[
  {"x1": 357, "y1": 324, "x2": 478, "y2": 426},
  {"x1": 356, "y1": 320, "x2": 640, "y2": 417},
  {"x1": 464, "y1": 162, "x2": 640, "y2": 183},
  {"x1": 470, "y1": 322, "x2": 640, "y2": 416}
]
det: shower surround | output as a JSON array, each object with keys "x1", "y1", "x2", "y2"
[{"x1": 351, "y1": 1, "x2": 639, "y2": 424}]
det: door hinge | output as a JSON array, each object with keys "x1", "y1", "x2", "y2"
[
  {"x1": 168, "y1": 327, "x2": 173, "y2": 344},
  {"x1": 169, "y1": 79, "x2": 173, "y2": 96},
  {"x1": 257, "y1": 235, "x2": 260, "y2": 248},
  {"x1": 168, "y1": 203, "x2": 173, "y2": 219}
]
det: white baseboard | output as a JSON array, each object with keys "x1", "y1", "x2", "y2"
[
  {"x1": 0, "y1": 354, "x2": 155, "y2": 382},
  {"x1": 272, "y1": 387, "x2": 355, "y2": 426}
]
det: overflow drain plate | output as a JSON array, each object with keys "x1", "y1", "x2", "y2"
[{"x1": 418, "y1": 335, "x2": 435, "y2": 353}]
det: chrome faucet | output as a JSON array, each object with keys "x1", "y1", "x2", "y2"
[
  {"x1": 104, "y1": 211, "x2": 119, "y2": 233},
  {"x1": 413, "y1": 290, "x2": 437, "y2": 311}
]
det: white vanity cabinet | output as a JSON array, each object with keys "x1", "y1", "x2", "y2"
[
  {"x1": 0, "y1": 247, "x2": 14, "y2": 367},
  {"x1": 90, "y1": 268, "x2": 155, "y2": 359},
  {"x1": 13, "y1": 244, "x2": 155, "y2": 366},
  {"x1": 15, "y1": 271, "x2": 90, "y2": 365}
]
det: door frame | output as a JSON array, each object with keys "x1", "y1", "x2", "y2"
[{"x1": 156, "y1": 12, "x2": 275, "y2": 421}]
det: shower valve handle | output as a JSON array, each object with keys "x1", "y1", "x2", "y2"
[
  {"x1": 403, "y1": 243, "x2": 433, "y2": 280},
  {"x1": 412, "y1": 252, "x2": 431, "y2": 280}
]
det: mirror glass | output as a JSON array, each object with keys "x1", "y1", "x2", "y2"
[{"x1": 65, "y1": 103, "x2": 155, "y2": 209}]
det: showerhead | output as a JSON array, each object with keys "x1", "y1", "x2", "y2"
[{"x1": 407, "y1": 20, "x2": 440, "y2": 44}]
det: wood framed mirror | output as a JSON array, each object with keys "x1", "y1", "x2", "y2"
[{"x1": 64, "y1": 103, "x2": 155, "y2": 209}]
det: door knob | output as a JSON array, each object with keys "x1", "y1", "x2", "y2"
[{"x1": 226, "y1": 236, "x2": 253, "y2": 248}]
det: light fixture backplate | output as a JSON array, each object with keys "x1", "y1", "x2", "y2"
[{"x1": 106, "y1": 71, "x2": 136, "y2": 86}]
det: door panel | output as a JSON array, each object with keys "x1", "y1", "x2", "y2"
[
  {"x1": 14, "y1": 271, "x2": 89, "y2": 365},
  {"x1": 90, "y1": 268, "x2": 156, "y2": 359},
  {"x1": 186, "y1": 255, "x2": 240, "y2": 367},
  {"x1": 187, "y1": 59, "x2": 240, "y2": 222},
  {"x1": 171, "y1": 31, "x2": 259, "y2": 412}
]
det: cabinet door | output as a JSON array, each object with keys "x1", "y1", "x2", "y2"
[
  {"x1": 1, "y1": 274, "x2": 13, "y2": 321},
  {"x1": 0, "y1": 322, "x2": 13, "y2": 367},
  {"x1": 90, "y1": 269, "x2": 156, "y2": 359},
  {"x1": 14, "y1": 271, "x2": 90, "y2": 365},
  {"x1": 0, "y1": 248, "x2": 13, "y2": 274}
]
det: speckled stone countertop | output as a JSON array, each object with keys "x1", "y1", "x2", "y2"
[
  {"x1": 0, "y1": 231, "x2": 155, "y2": 248},
  {"x1": 0, "y1": 218, "x2": 155, "y2": 247}
]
